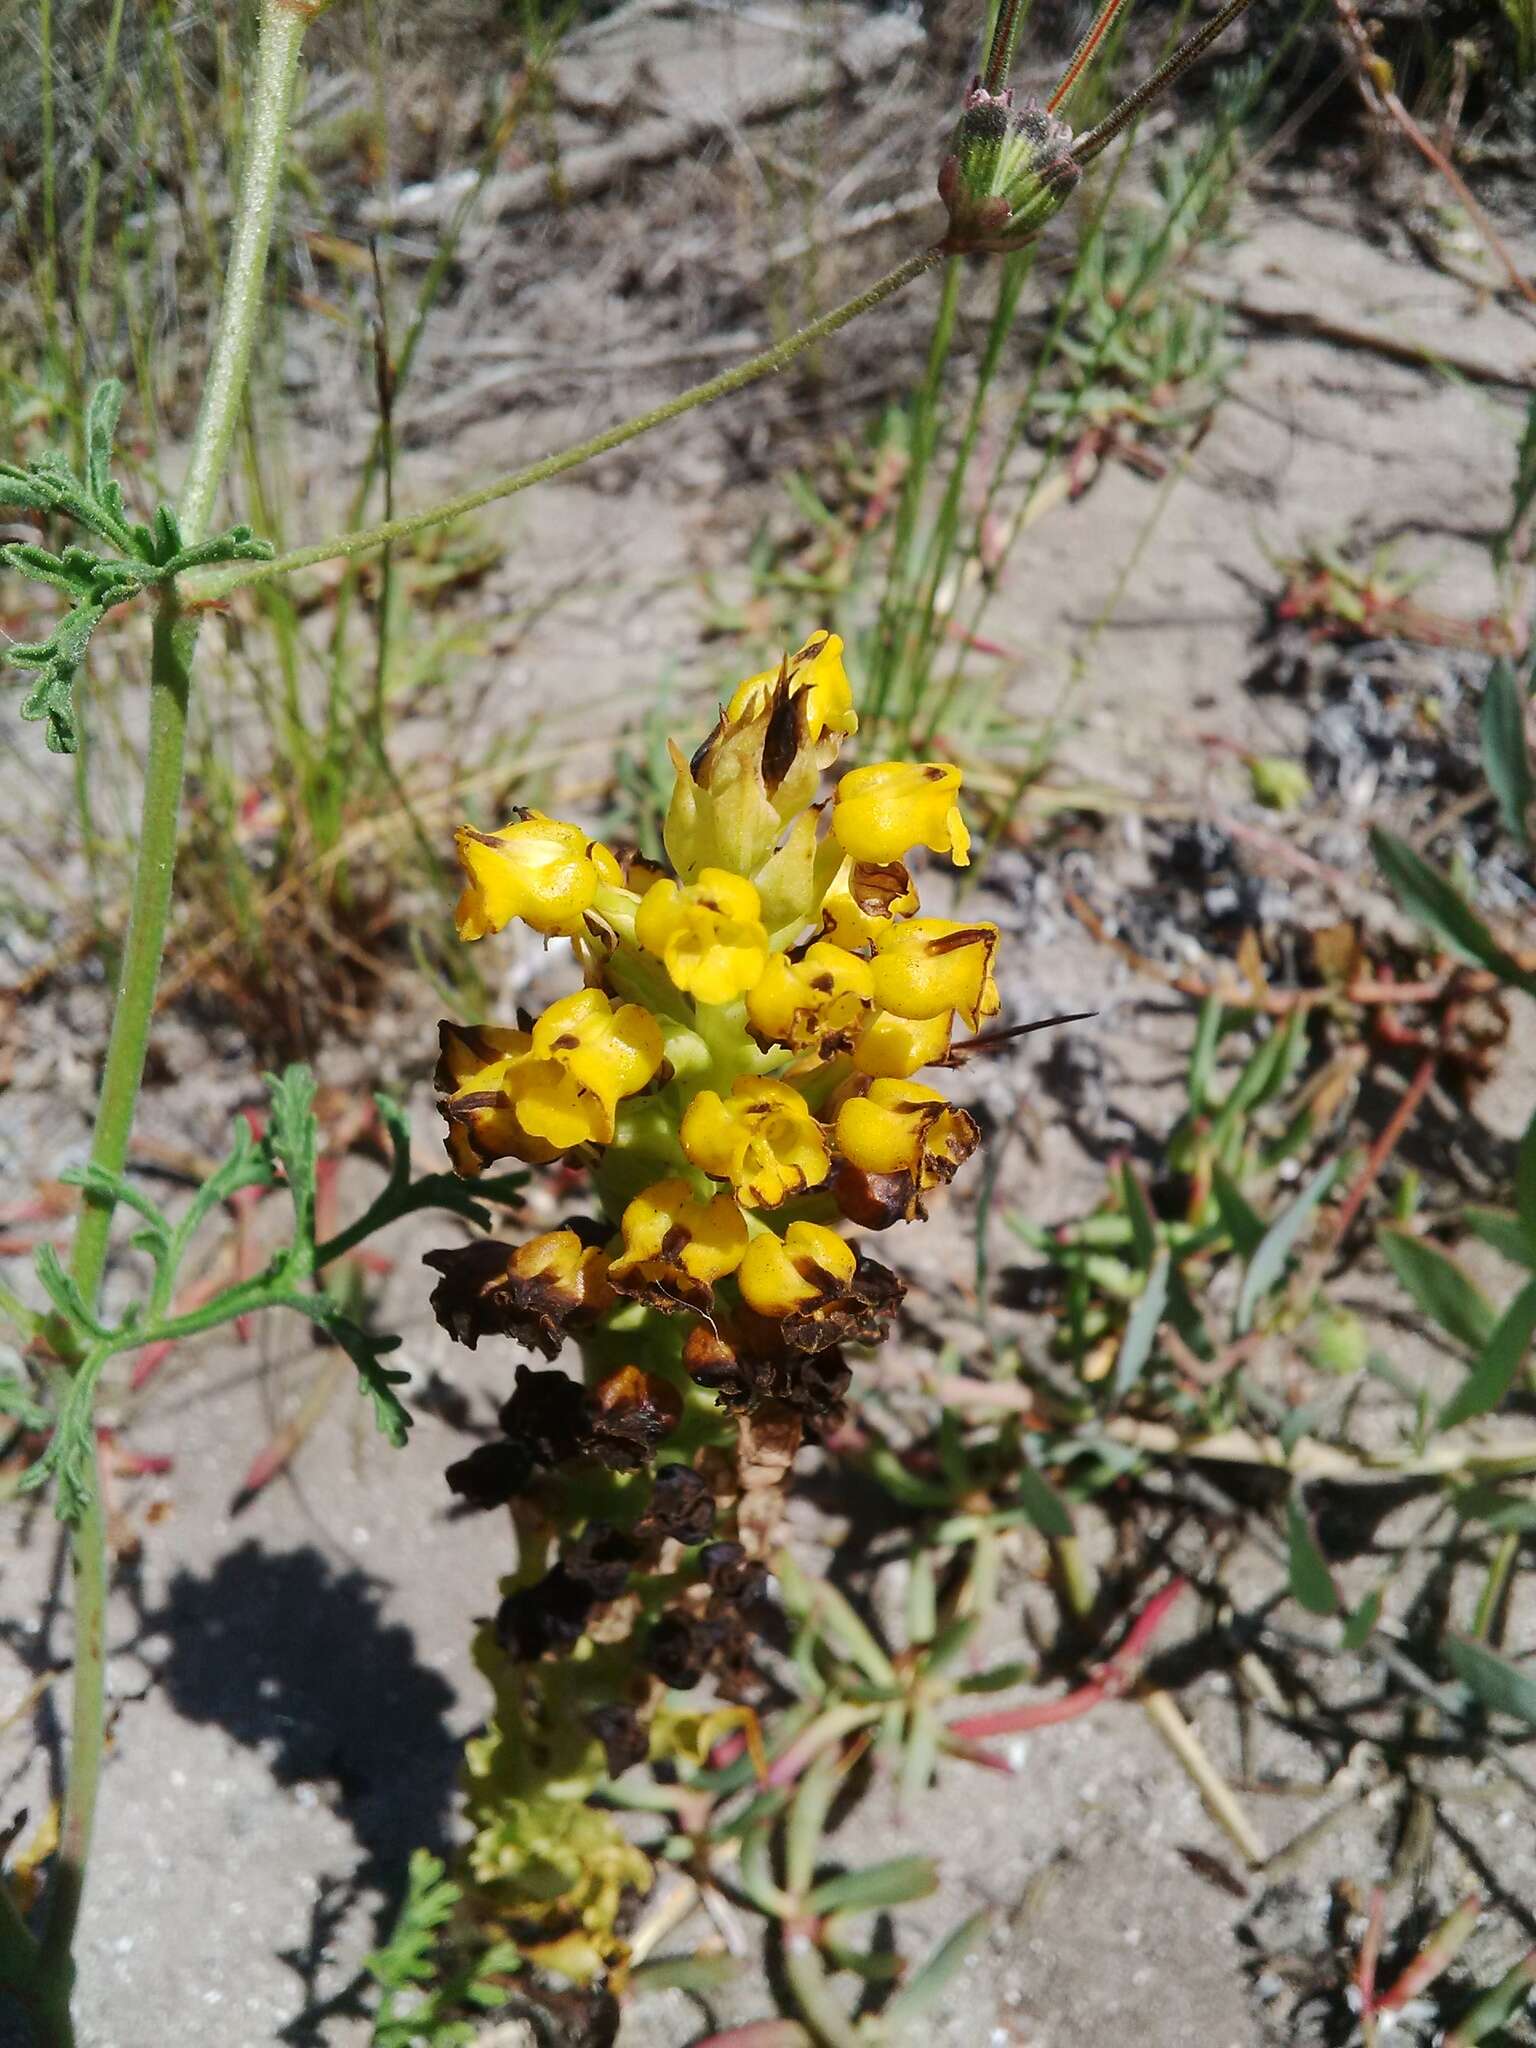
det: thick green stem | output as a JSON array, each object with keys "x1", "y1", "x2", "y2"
[
  {"x1": 188, "y1": 248, "x2": 942, "y2": 601},
  {"x1": 36, "y1": 0, "x2": 311, "y2": 2023}
]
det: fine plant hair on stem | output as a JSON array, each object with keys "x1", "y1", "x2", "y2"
[
  {"x1": 186, "y1": 249, "x2": 942, "y2": 603},
  {"x1": 1072, "y1": 0, "x2": 1257, "y2": 165}
]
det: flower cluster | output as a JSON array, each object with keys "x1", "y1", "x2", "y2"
[{"x1": 426, "y1": 632, "x2": 995, "y2": 1968}]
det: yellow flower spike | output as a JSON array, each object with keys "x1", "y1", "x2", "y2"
[
  {"x1": 818, "y1": 858, "x2": 920, "y2": 951},
  {"x1": 834, "y1": 1077, "x2": 981, "y2": 1188},
  {"x1": 746, "y1": 941, "x2": 874, "y2": 1054},
  {"x1": 680, "y1": 1078, "x2": 831, "y2": 1209},
  {"x1": 869, "y1": 917, "x2": 1000, "y2": 1031},
  {"x1": 852, "y1": 1007, "x2": 953, "y2": 1079},
  {"x1": 832, "y1": 761, "x2": 971, "y2": 868},
  {"x1": 737, "y1": 1221, "x2": 857, "y2": 1317},
  {"x1": 608, "y1": 1177, "x2": 749, "y2": 1311},
  {"x1": 635, "y1": 868, "x2": 770, "y2": 1005},
  {"x1": 726, "y1": 631, "x2": 858, "y2": 747},
  {"x1": 502, "y1": 989, "x2": 664, "y2": 1151},
  {"x1": 453, "y1": 810, "x2": 624, "y2": 941}
]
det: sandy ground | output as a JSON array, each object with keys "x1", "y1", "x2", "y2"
[{"x1": 4, "y1": 4, "x2": 1536, "y2": 2045}]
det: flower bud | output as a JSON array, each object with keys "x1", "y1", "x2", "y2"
[
  {"x1": 832, "y1": 761, "x2": 970, "y2": 868},
  {"x1": 635, "y1": 868, "x2": 769, "y2": 1005},
  {"x1": 424, "y1": 1226, "x2": 613, "y2": 1355},
  {"x1": 608, "y1": 1177, "x2": 749, "y2": 1312},
  {"x1": 869, "y1": 918, "x2": 1000, "y2": 1031},
  {"x1": 939, "y1": 87, "x2": 1081, "y2": 255},
  {"x1": 746, "y1": 940, "x2": 874, "y2": 1054},
  {"x1": 453, "y1": 809, "x2": 623, "y2": 941},
  {"x1": 666, "y1": 633, "x2": 857, "y2": 882},
  {"x1": 680, "y1": 1078, "x2": 831, "y2": 1209}
]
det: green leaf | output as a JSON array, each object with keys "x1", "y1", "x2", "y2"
[
  {"x1": 806, "y1": 1857, "x2": 939, "y2": 1916},
  {"x1": 264, "y1": 1065, "x2": 320, "y2": 1244},
  {"x1": 1112, "y1": 1249, "x2": 1169, "y2": 1398},
  {"x1": 1444, "y1": 1632, "x2": 1536, "y2": 1729},
  {"x1": 1379, "y1": 1228, "x2": 1497, "y2": 1353},
  {"x1": 1481, "y1": 658, "x2": 1534, "y2": 848},
  {"x1": 1518, "y1": 1112, "x2": 1536, "y2": 1254},
  {"x1": 33, "y1": 1245, "x2": 111, "y2": 1341},
  {"x1": 1493, "y1": 393, "x2": 1536, "y2": 573},
  {"x1": 1436, "y1": 1279, "x2": 1536, "y2": 1432},
  {"x1": 19, "y1": 1344, "x2": 113, "y2": 1523},
  {"x1": 1186, "y1": 996, "x2": 1225, "y2": 1116},
  {"x1": 1122, "y1": 1164, "x2": 1158, "y2": 1270},
  {"x1": 1236, "y1": 1158, "x2": 1341, "y2": 1333},
  {"x1": 1342, "y1": 1588, "x2": 1383, "y2": 1650},
  {"x1": 61, "y1": 1162, "x2": 174, "y2": 1261},
  {"x1": 84, "y1": 379, "x2": 125, "y2": 508},
  {"x1": 0, "y1": 1374, "x2": 50, "y2": 1432},
  {"x1": 1461, "y1": 1206, "x2": 1536, "y2": 1269},
  {"x1": 1285, "y1": 1488, "x2": 1339, "y2": 1616},
  {"x1": 1211, "y1": 1164, "x2": 1265, "y2": 1260},
  {"x1": 1371, "y1": 827, "x2": 1536, "y2": 996},
  {"x1": 1017, "y1": 1460, "x2": 1074, "y2": 1538},
  {"x1": 1451, "y1": 1482, "x2": 1536, "y2": 1533},
  {"x1": 882, "y1": 1910, "x2": 990, "y2": 2027}
]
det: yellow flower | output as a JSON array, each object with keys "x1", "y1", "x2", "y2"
[
  {"x1": 725, "y1": 631, "x2": 858, "y2": 746},
  {"x1": 834, "y1": 1078, "x2": 980, "y2": 1187},
  {"x1": 745, "y1": 941, "x2": 874, "y2": 1053},
  {"x1": 454, "y1": 810, "x2": 623, "y2": 941},
  {"x1": 635, "y1": 869, "x2": 769, "y2": 1005},
  {"x1": 436, "y1": 1020, "x2": 556, "y2": 1172},
  {"x1": 503, "y1": 989, "x2": 663, "y2": 1151},
  {"x1": 832, "y1": 762, "x2": 970, "y2": 868},
  {"x1": 852, "y1": 1007, "x2": 953, "y2": 1079},
  {"x1": 680, "y1": 1078, "x2": 831, "y2": 1209},
  {"x1": 609, "y1": 1178, "x2": 749, "y2": 1310},
  {"x1": 818, "y1": 858, "x2": 919, "y2": 951},
  {"x1": 869, "y1": 917, "x2": 1000, "y2": 1031},
  {"x1": 737, "y1": 1222, "x2": 857, "y2": 1316}
]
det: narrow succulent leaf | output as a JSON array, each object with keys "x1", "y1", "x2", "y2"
[
  {"x1": 1121, "y1": 1163, "x2": 1158, "y2": 1270},
  {"x1": 1211, "y1": 1164, "x2": 1265, "y2": 1260},
  {"x1": 1451, "y1": 1483, "x2": 1536, "y2": 1533},
  {"x1": 1111, "y1": 1248, "x2": 1169, "y2": 1396},
  {"x1": 1371, "y1": 827, "x2": 1536, "y2": 995},
  {"x1": 1342, "y1": 1589, "x2": 1383, "y2": 1651},
  {"x1": 1236, "y1": 1158, "x2": 1341, "y2": 1333},
  {"x1": 1444, "y1": 1634, "x2": 1536, "y2": 1729},
  {"x1": 1443, "y1": 1946, "x2": 1536, "y2": 2044},
  {"x1": 1186, "y1": 995, "x2": 1224, "y2": 1114},
  {"x1": 806, "y1": 1856, "x2": 939, "y2": 1916},
  {"x1": 1518, "y1": 1112, "x2": 1536, "y2": 1252},
  {"x1": 1017, "y1": 1460, "x2": 1074, "y2": 1538},
  {"x1": 1285, "y1": 1488, "x2": 1339, "y2": 1616},
  {"x1": 1379, "y1": 1227, "x2": 1497, "y2": 1353},
  {"x1": 883, "y1": 1909, "x2": 991, "y2": 2027},
  {"x1": 1436, "y1": 1279, "x2": 1536, "y2": 1432},
  {"x1": 1461, "y1": 1206, "x2": 1535, "y2": 1269},
  {"x1": 1481, "y1": 659, "x2": 1535, "y2": 847}
]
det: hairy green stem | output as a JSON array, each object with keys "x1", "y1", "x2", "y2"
[
  {"x1": 35, "y1": 3, "x2": 311, "y2": 2026},
  {"x1": 187, "y1": 248, "x2": 942, "y2": 601}
]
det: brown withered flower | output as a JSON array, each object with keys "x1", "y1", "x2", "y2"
[
  {"x1": 495, "y1": 1564, "x2": 597, "y2": 1663},
  {"x1": 585, "y1": 1702, "x2": 649, "y2": 1777},
  {"x1": 444, "y1": 1438, "x2": 536, "y2": 1510},
  {"x1": 496, "y1": 1363, "x2": 594, "y2": 1468},
  {"x1": 587, "y1": 1366, "x2": 682, "y2": 1471},
  {"x1": 425, "y1": 1223, "x2": 613, "y2": 1356},
  {"x1": 634, "y1": 1462, "x2": 718, "y2": 1546}
]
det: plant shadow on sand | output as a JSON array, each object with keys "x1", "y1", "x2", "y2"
[{"x1": 134, "y1": 1540, "x2": 460, "y2": 2041}]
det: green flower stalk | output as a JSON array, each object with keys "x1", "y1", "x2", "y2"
[{"x1": 424, "y1": 634, "x2": 997, "y2": 1974}]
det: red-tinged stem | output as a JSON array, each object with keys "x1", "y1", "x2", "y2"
[
  {"x1": 1355, "y1": 1888, "x2": 1386, "y2": 2018},
  {"x1": 1070, "y1": 0, "x2": 1255, "y2": 166},
  {"x1": 1377, "y1": 1896, "x2": 1483, "y2": 2014},
  {"x1": 1047, "y1": 0, "x2": 1133, "y2": 113},
  {"x1": 1330, "y1": 1051, "x2": 1436, "y2": 1246},
  {"x1": 948, "y1": 1681, "x2": 1108, "y2": 1743},
  {"x1": 947, "y1": 1577, "x2": 1188, "y2": 1741}
]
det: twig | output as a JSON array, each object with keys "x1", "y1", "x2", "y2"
[{"x1": 1140, "y1": 1686, "x2": 1267, "y2": 1867}]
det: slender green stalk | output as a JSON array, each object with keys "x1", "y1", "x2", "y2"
[
  {"x1": 37, "y1": 0, "x2": 61, "y2": 361},
  {"x1": 187, "y1": 249, "x2": 942, "y2": 601},
  {"x1": 34, "y1": 5, "x2": 312, "y2": 2024}
]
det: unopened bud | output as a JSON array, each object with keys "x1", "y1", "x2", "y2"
[{"x1": 940, "y1": 85, "x2": 1081, "y2": 254}]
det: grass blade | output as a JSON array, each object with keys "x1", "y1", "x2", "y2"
[
  {"x1": 1445, "y1": 1633, "x2": 1536, "y2": 1728},
  {"x1": 1437, "y1": 1278, "x2": 1536, "y2": 1430},
  {"x1": 1237, "y1": 1158, "x2": 1341, "y2": 1333},
  {"x1": 1480, "y1": 658, "x2": 1534, "y2": 848},
  {"x1": 1112, "y1": 1249, "x2": 1169, "y2": 1397}
]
